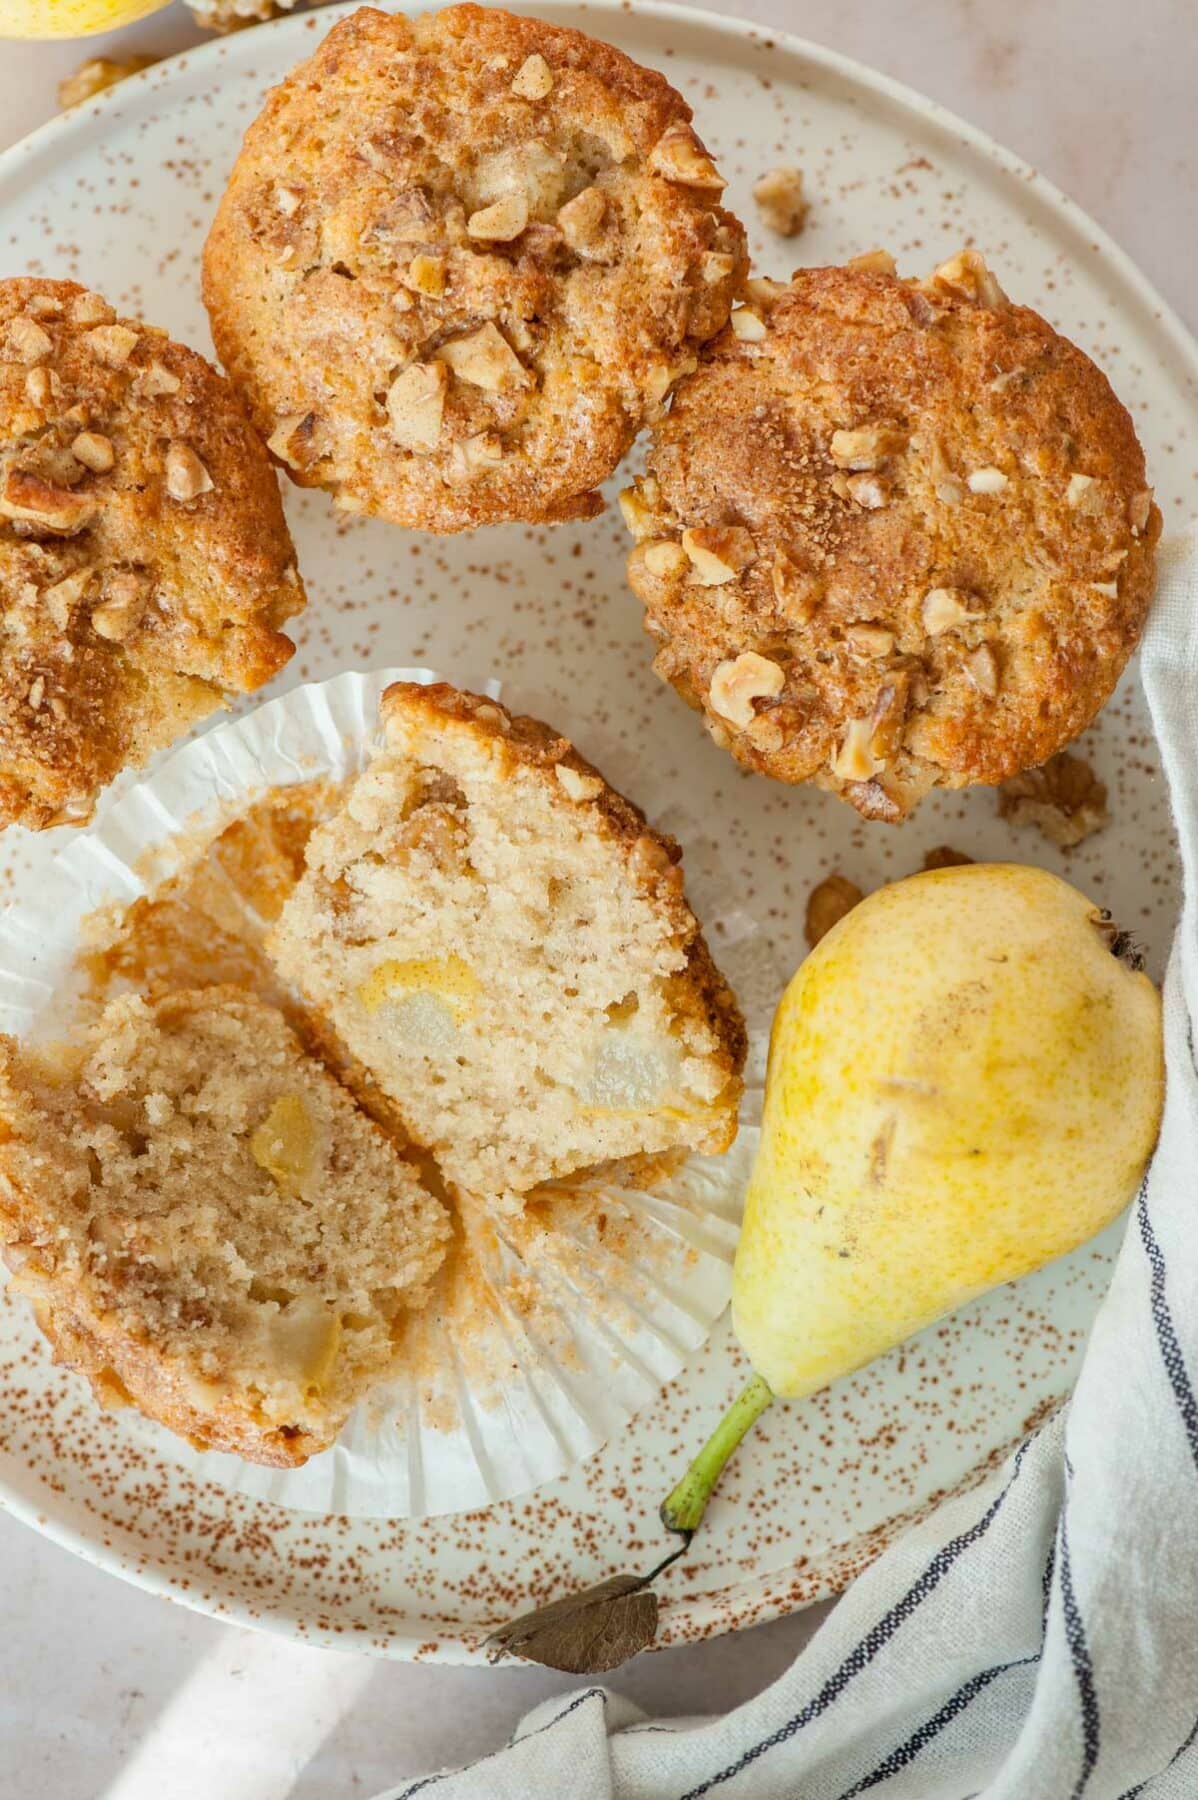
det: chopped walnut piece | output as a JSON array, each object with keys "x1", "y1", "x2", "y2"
[
  {"x1": 1129, "y1": 489, "x2": 1153, "y2": 535},
  {"x1": 929, "y1": 249, "x2": 1007, "y2": 307},
  {"x1": 557, "y1": 186, "x2": 607, "y2": 255},
  {"x1": 24, "y1": 367, "x2": 55, "y2": 408},
  {"x1": 0, "y1": 469, "x2": 98, "y2": 534},
  {"x1": 998, "y1": 751, "x2": 1109, "y2": 849},
  {"x1": 617, "y1": 485, "x2": 657, "y2": 540},
  {"x1": 648, "y1": 126, "x2": 725, "y2": 190},
  {"x1": 511, "y1": 52, "x2": 554, "y2": 99},
  {"x1": 847, "y1": 248, "x2": 897, "y2": 275},
  {"x1": 466, "y1": 194, "x2": 529, "y2": 242},
  {"x1": 437, "y1": 323, "x2": 528, "y2": 393},
  {"x1": 845, "y1": 623, "x2": 895, "y2": 658},
  {"x1": 448, "y1": 431, "x2": 504, "y2": 480},
  {"x1": 70, "y1": 292, "x2": 113, "y2": 327},
  {"x1": 846, "y1": 473, "x2": 888, "y2": 509},
  {"x1": 831, "y1": 718, "x2": 884, "y2": 782},
  {"x1": 42, "y1": 569, "x2": 91, "y2": 630},
  {"x1": 404, "y1": 253, "x2": 446, "y2": 296},
  {"x1": 830, "y1": 422, "x2": 906, "y2": 470},
  {"x1": 140, "y1": 360, "x2": 180, "y2": 397},
  {"x1": 772, "y1": 552, "x2": 822, "y2": 622},
  {"x1": 27, "y1": 676, "x2": 45, "y2": 711},
  {"x1": 164, "y1": 442, "x2": 214, "y2": 501},
  {"x1": 729, "y1": 308, "x2": 767, "y2": 343},
  {"x1": 90, "y1": 580, "x2": 145, "y2": 643},
  {"x1": 554, "y1": 762, "x2": 603, "y2": 802},
  {"x1": 1066, "y1": 472, "x2": 1095, "y2": 508},
  {"x1": 4, "y1": 317, "x2": 53, "y2": 364},
  {"x1": 708, "y1": 651, "x2": 785, "y2": 727},
  {"x1": 805, "y1": 873, "x2": 863, "y2": 948},
  {"x1": 964, "y1": 643, "x2": 1000, "y2": 697},
  {"x1": 922, "y1": 845, "x2": 975, "y2": 871},
  {"x1": 922, "y1": 587, "x2": 977, "y2": 634},
  {"x1": 753, "y1": 165, "x2": 809, "y2": 237},
  {"x1": 58, "y1": 55, "x2": 156, "y2": 110},
  {"x1": 1091, "y1": 580, "x2": 1119, "y2": 599},
  {"x1": 642, "y1": 540, "x2": 688, "y2": 580},
  {"x1": 681, "y1": 525, "x2": 756, "y2": 585},
  {"x1": 84, "y1": 323, "x2": 139, "y2": 367},
  {"x1": 386, "y1": 362, "x2": 448, "y2": 450},
  {"x1": 71, "y1": 431, "x2": 115, "y2": 474},
  {"x1": 267, "y1": 411, "x2": 325, "y2": 470},
  {"x1": 967, "y1": 466, "x2": 1008, "y2": 495},
  {"x1": 701, "y1": 250, "x2": 737, "y2": 285}
]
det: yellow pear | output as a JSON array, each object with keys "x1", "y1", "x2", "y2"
[
  {"x1": 734, "y1": 861, "x2": 1163, "y2": 1397},
  {"x1": 662, "y1": 863, "x2": 1162, "y2": 1536},
  {"x1": 0, "y1": 0, "x2": 164, "y2": 38}
]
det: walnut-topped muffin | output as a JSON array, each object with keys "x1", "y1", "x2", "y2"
[
  {"x1": 202, "y1": 5, "x2": 748, "y2": 533},
  {"x1": 622, "y1": 254, "x2": 1160, "y2": 821},
  {"x1": 0, "y1": 278, "x2": 304, "y2": 832}
]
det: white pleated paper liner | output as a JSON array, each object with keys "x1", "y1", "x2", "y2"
[{"x1": 0, "y1": 668, "x2": 766, "y2": 1519}]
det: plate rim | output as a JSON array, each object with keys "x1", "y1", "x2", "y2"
[{"x1": 0, "y1": 0, "x2": 1194, "y2": 1664}]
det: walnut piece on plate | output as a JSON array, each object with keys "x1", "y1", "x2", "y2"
[{"x1": 998, "y1": 751, "x2": 1110, "y2": 849}]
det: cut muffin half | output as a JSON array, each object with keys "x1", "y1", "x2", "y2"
[
  {"x1": 0, "y1": 987, "x2": 450, "y2": 1467},
  {"x1": 270, "y1": 682, "x2": 746, "y2": 1206}
]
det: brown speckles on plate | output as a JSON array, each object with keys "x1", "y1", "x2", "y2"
[{"x1": 0, "y1": 0, "x2": 1190, "y2": 1662}]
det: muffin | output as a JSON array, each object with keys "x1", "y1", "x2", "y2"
[
  {"x1": 269, "y1": 682, "x2": 746, "y2": 1207},
  {"x1": 0, "y1": 278, "x2": 304, "y2": 831},
  {"x1": 202, "y1": 5, "x2": 748, "y2": 532},
  {"x1": 622, "y1": 253, "x2": 1161, "y2": 821},
  {"x1": 0, "y1": 988, "x2": 450, "y2": 1466}
]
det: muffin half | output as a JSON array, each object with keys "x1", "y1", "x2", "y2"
[{"x1": 270, "y1": 682, "x2": 746, "y2": 1207}]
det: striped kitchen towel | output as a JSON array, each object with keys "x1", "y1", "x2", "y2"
[{"x1": 376, "y1": 531, "x2": 1198, "y2": 1800}]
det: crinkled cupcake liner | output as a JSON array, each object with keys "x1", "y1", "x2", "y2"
[{"x1": 0, "y1": 669, "x2": 765, "y2": 1518}]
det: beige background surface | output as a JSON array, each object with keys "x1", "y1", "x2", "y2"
[{"x1": 0, "y1": 2, "x2": 1194, "y2": 1794}]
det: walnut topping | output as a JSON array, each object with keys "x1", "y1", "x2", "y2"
[
  {"x1": 27, "y1": 676, "x2": 45, "y2": 711},
  {"x1": 847, "y1": 248, "x2": 897, "y2": 275},
  {"x1": 466, "y1": 194, "x2": 529, "y2": 242},
  {"x1": 845, "y1": 623, "x2": 895, "y2": 658},
  {"x1": 554, "y1": 762, "x2": 603, "y2": 802},
  {"x1": 4, "y1": 317, "x2": 53, "y2": 364},
  {"x1": 967, "y1": 466, "x2": 1009, "y2": 495},
  {"x1": 69, "y1": 292, "x2": 113, "y2": 327},
  {"x1": 437, "y1": 323, "x2": 528, "y2": 392},
  {"x1": 831, "y1": 718, "x2": 884, "y2": 782},
  {"x1": 964, "y1": 643, "x2": 1000, "y2": 696},
  {"x1": 140, "y1": 359, "x2": 180, "y2": 396},
  {"x1": 274, "y1": 183, "x2": 302, "y2": 217},
  {"x1": 1090, "y1": 580, "x2": 1119, "y2": 598},
  {"x1": 642, "y1": 540, "x2": 688, "y2": 580},
  {"x1": 702, "y1": 251, "x2": 737, "y2": 285},
  {"x1": 24, "y1": 367, "x2": 55, "y2": 408},
  {"x1": 404, "y1": 253, "x2": 447, "y2": 296},
  {"x1": 805, "y1": 873, "x2": 863, "y2": 948},
  {"x1": 58, "y1": 54, "x2": 155, "y2": 110},
  {"x1": 617, "y1": 485, "x2": 657, "y2": 541},
  {"x1": 681, "y1": 525, "x2": 757, "y2": 586},
  {"x1": 90, "y1": 577, "x2": 145, "y2": 643},
  {"x1": 772, "y1": 552, "x2": 822, "y2": 622},
  {"x1": 557, "y1": 186, "x2": 607, "y2": 254},
  {"x1": 164, "y1": 442, "x2": 214, "y2": 501},
  {"x1": 71, "y1": 431, "x2": 115, "y2": 474},
  {"x1": 846, "y1": 473, "x2": 888, "y2": 509},
  {"x1": 0, "y1": 469, "x2": 98, "y2": 534},
  {"x1": 84, "y1": 323, "x2": 139, "y2": 367},
  {"x1": 830, "y1": 422, "x2": 906, "y2": 470},
  {"x1": 649, "y1": 126, "x2": 725, "y2": 189},
  {"x1": 511, "y1": 52, "x2": 554, "y2": 99},
  {"x1": 708, "y1": 651, "x2": 785, "y2": 727},
  {"x1": 1129, "y1": 489, "x2": 1153, "y2": 535},
  {"x1": 753, "y1": 165, "x2": 808, "y2": 236},
  {"x1": 42, "y1": 569, "x2": 91, "y2": 630},
  {"x1": 448, "y1": 430, "x2": 504, "y2": 480},
  {"x1": 1065, "y1": 472, "x2": 1095, "y2": 508},
  {"x1": 386, "y1": 362, "x2": 448, "y2": 449},
  {"x1": 729, "y1": 308, "x2": 767, "y2": 343},
  {"x1": 929, "y1": 249, "x2": 1007, "y2": 307},
  {"x1": 922, "y1": 845, "x2": 974, "y2": 870},
  {"x1": 267, "y1": 411, "x2": 325, "y2": 470},
  {"x1": 922, "y1": 587, "x2": 976, "y2": 634},
  {"x1": 998, "y1": 751, "x2": 1109, "y2": 849}
]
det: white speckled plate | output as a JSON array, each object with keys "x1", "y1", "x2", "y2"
[{"x1": 0, "y1": 0, "x2": 1194, "y2": 1661}]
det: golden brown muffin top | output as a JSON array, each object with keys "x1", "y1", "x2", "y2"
[
  {"x1": 623, "y1": 254, "x2": 1160, "y2": 820},
  {"x1": 203, "y1": 5, "x2": 747, "y2": 532},
  {"x1": 0, "y1": 278, "x2": 304, "y2": 831}
]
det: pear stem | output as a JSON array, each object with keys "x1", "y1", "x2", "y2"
[{"x1": 660, "y1": 1372, "x2": 774, "y2": 1536}]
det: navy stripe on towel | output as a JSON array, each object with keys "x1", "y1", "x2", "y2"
[
  {"x1": 834, "y1": 1655, "x2": 1039, "y2": 1798},
  {"x1": 1137, "y1": 1185, "x2": 1198, "y2": 1476},
  {"x1": 679, "y1": 1444, "x2": 1030, "y2": 1800},
  {"x1": 393, "y1": 1687, "x2": 606, "y2": 1799},
  {"x1": 1058, "y1": 1507, "x2": 1099, "y2": 1800}
]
